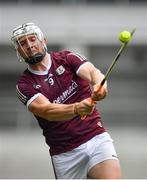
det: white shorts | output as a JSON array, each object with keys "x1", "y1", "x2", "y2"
[{"x1": 51, "y1": 132, "x2": 119, "y2": 179}]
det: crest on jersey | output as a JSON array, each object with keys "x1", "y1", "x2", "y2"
[
  {"x1": 56, "y1": 65, "x2": 65, "y2": 75},
  {"x1": 33, "y1": 84, "x2": 41, "y2": 89}
]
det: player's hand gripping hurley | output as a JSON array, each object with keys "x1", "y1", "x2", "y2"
[{"x1": 81, "y1": 28, "x2": 136, "y2": 120}]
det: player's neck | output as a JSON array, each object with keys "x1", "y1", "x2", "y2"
[{"x1": 28, "y1": 53, "x2": 49, "y2": 71}]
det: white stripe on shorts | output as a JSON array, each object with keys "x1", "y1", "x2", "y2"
[{"x1": 52, "y1": 132, "x2": 118, "y2": 179}]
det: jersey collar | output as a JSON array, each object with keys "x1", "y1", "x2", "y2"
[{"x1": 28, "y1": 54, "x2": 52, "y2": 75}]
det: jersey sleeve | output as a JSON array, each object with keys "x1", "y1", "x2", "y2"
[
  {"x1": 66, "y1": 52, "x2": 89, "y2": 73},
  {"x1": 16, "y1": 83, "x2": 42, "y2": 107}
]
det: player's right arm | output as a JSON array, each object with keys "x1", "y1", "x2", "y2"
[{"x1": 28, "y1": 94, "x2": 95, "y2": 121}]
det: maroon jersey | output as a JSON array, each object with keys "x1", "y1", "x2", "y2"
[{"x1": 16, "y1": 51, "x2": 106, "y2": 155}]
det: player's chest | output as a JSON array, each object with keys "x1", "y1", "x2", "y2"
[{"x1": 33, "y1": 65, "x2": 78, "y2": 102}]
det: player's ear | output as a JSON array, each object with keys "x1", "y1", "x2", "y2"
[{"x1": 43, "y1": 38, "x2": 47, "y2": 45}]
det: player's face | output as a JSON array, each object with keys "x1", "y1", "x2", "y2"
[{"x1": 17, "y1": 34, "x2": 46, "y2": 60}]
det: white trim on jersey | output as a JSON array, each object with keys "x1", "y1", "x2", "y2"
[
  {"x1": 76, "y1": 61, "x2": 92, "y2": 75},
  {"x1": 28, "y1": 54, "x2": 52, "y2": 75},
  {"x1": 16, "y1": 85, "x2": 28, "y2": 104},
  {"x1": 27, "y1": 93, "x2": 43, "y2": 108},
  {"x1": 69, "y1": 52, "x2": 87, "y2": 61}
]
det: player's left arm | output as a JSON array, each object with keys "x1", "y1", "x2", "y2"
[{"x1": 77, "y1": 62, "x2": 108, "y2": 101}]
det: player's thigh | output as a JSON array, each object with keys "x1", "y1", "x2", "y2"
[
  {"x1": 52, "y1": 144, "x2": 89, "y2": 179},
  {"x1": 88, "y1": 159, "x2": 121, "y2": 179}
]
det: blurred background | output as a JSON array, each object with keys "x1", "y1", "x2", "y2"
[{"x1": 0, "y1": 0, "x2": 147, "y2": 179}]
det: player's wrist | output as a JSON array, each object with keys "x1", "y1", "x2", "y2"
[{"x1": 73, "y1": 103, "x2": 80, "y2": 115}]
